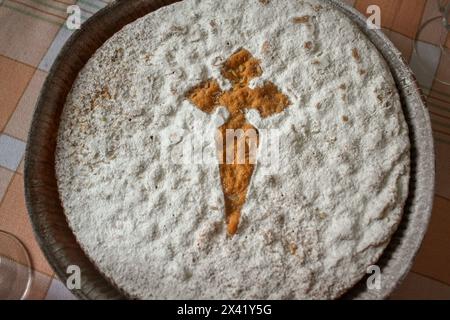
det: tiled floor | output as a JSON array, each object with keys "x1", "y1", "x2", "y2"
[
  {"x1": 0, "y1": 134, "x2": 26, "y2": 171},
  {"x1": 0, "y1": 0, "x2": 111, "y2": 300},
  {"x1": 410, "y1": 41, "x2": 442, "y2": 95},
  {"x1": 355, "y1": 0, "x2": 428, "y2": 38},
  {"x1": 4, "y1": 70, "x2": 48, "y2": 141},
  {"x1": 0, "y1": 0, "x2": 449, "y2": 300},
  {"x1": 0, "y1": 55, "x2": 34, "y2": 130},
  {"x1": 418, "y1": 0, "x2": 444, "y2": 46},
  {"x1": 413, "y1": 196, "x2": 450, "y2": 285},
  {"x1": 390, "y1": 272, "x2": 450, "y2": 300},
  {"x1": 0, "y1": 174, "x2": 53, "y2": 276},
  {"x1": 0, "y1": 3, "x2": 62, "y2": 67},
  {"x1": 0, "y1": 166, "x2": 14, "y2": 201},
  {"x1": 44, "y1": 277, "x2": 77, "y2": 300}
]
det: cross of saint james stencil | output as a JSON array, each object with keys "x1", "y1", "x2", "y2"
[{"x1": 186, "y1": 48, "x2": 291, "y2": 236}]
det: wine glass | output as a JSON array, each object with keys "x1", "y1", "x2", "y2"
[
  {"x1": 414, "y1": 0, "x2": 450, "y2": 86},
  {"x1": 0, "y1": 230, "x2": 32, "y2": 300}
]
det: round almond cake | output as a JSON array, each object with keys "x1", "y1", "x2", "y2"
[{"x1": 55, "y1": 0, "x2": 410, "y2": 299}]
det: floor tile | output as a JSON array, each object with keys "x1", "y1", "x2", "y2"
[
  {"x1": 430, "y1": 113, "x2": 450, "y2": 136},
  {"x1": 26, "y1": 269, "x2": 53, "y2": 300},
  {"x1": 45, "y1": 278, "x2": 78, "y2": 300},
  {"x1": 433, "y1": 132, "x2": 450, "y2": 199},
  {"x1": 427, "y1": 56, "x2": 450, "y2": 135},
  {"x1": 0, "y1": 244, "x2": 53, "y2": 300},
  {"x1": 38, "y1": 26, "x2": 74, "y2": 72},
  {"x1": 4, "y1": 70, "x2": 47, "y2": 141},
  {"x1": 75, "y1": 0, "x2": 109, "y2": 23},
  {"x1": 446, "y1": 31, "x2": 450, "y2": 48},
  {"x1": 0, "y1": 174, "x2": 54, "y2": 276},
  {"x1": 342, "y1": 0, "x2": 356, "y2": 6},
  {"x1": 355, "y1": 0, "x2": 427, "y2": 38},
  {"x1": 12, "y1": 0, "x2": 72, "y2": 18},
  {"x1": 16, "y1": 157, "x2": 24, "y2": 175},
  {"x1": 412, "y1": 196, "x2": 450, "y2": 285},
  {"x1": 417, "y1": 0, "x2": 444, "y2": 46},
  {"x1": 0, "y1": 167, "x2": 14, "y2": 201},
  {"x1": 0, "y1": 4, "x2": 61, "y2": 66},
  {"x1": 410, "y1": 40, "x2": 442, "y2": 95},
  {"x1": 77, "y1": 0, "x2": 108, "y2": 12},
  {"x1": 390, "y1": 272, "x2": 450, "y2": 300},
  {"x1": 38, "y1": 0, "x2": 110, "y2": 72},
  {"x1": 390, "y1": 0, "x2": 427, "y2": 38},
  {"x1": 388, "y1": 30, "x2": 414, "y2": 62},
  {"x1": 0, "y1": 55, "x2": 35, "y2": 131},
  {"x1": 355, "y1": 0, "x2": 401, "y2": 30},
  {"x1": 427, "y1": 91, "x2": 450, "y2": 121},
  {"x1": 0, "y1": 255, "x2": 32, "y2": 299},
  {"x1": 431, "y1": 49, "x2": 450, "y2": 94},
  {"x1": 0, "y1": 256, "x2": 52, "y2": 299},
  {"x1": 0, "y1": 255, "x2": 53, "y2": 300},
  {"x1": 0, "y1": 134, "x2": 26, "y2": 171}
]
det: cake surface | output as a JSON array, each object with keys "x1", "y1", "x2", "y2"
[{"x1": 56, "y1": 0, "x2": 410, "y2": 299}]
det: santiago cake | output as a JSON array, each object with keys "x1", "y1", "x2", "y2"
[{"x1": 55, "y1": 0, "x2": 410, "y2": 299}]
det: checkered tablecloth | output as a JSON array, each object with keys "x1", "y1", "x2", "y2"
[{"x1": 0, "y1": 0, "x2": 449, "y2": 299}]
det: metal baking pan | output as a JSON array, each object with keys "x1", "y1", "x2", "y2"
[{"x1": 24, "y1": 0, "x2": 435, "y2": 299}]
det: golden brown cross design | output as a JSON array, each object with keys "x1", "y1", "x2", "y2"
[{"x1": 186, "y1": 49, "x2": 291, "y2": 236}]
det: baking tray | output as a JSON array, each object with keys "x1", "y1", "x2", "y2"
[{"x1": 24, "y1": 0, "x2": 435, "y2": 299}]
